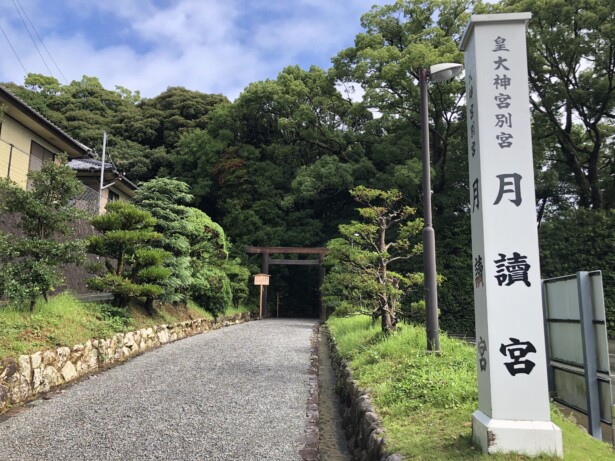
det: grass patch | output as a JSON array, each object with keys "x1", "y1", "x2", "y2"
[
  {"x1": 0, "y1": 292, "x2": 119, "y2": 359},
  {"x1": 223, "y1": 305, "x2": 251, "y2": 316},
  {"x1": 0, "y1": 293, "x2": 245, "y2": 361},
  {"x1": 327, "y1": 315, "x2": 615, "y2": 460}
]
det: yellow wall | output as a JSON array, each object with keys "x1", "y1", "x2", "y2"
[
  {"x1": 77, "y1": 176, "x2": 134, "y2": 214},
  {"x1": 0, "y1": 115, "x2": 63, "y2": 189},
  {"x1": 100, "y1": 186, "x2": 133, "y2": 214}
]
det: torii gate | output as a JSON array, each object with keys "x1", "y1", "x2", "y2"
[{"x1": 245, "y1": 246, "x2": 328, "y2": 320}]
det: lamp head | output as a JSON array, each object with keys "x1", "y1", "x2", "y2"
[{"x1": 429, "y1": 63, "x2": 464, "y2": 83}]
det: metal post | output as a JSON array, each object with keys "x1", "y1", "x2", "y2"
[
  {"x1": 577, "y1": 271, "x2": 602, "y2": 439},
  {"x1": 98, "y1": 132, "x2": 107, "y2": 214},
  {"x1": 420, "y1": 68, "x2": 440, "y2": 353},
  {"x1": 541, "y1": 281, "x2": 556, "y2": 397},
  {"x1": 7, "y1": 144, "x2": 13, "y2": 178}
]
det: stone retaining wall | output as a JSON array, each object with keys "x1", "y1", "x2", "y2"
[
  {"x1": 0, "y1": 312, "x2": 250, "y2": 412},
  {"x1": 325, "y1": 326, "x2": 403, "y2": 461},
  {"x1": 299, "y1": 323, "x2": 319, "y2": 461}
]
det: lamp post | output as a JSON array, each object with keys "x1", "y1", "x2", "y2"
[{"x1": 419, "y1": 63, "x2": 463, "y2": 353}]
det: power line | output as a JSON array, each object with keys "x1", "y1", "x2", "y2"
[
  {"x1": 11, "y1": 0, "x2": 55, "y2": 78},
  {"x1": 14, "y1": 0, "x2": 68, "y2": 84},
  {"x1": 0, "y1": 22, "x2": 28, "y2": 76}
]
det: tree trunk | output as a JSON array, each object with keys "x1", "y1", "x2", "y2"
[
  {"x1": 381, "y1": 307, "x2": 396, "y2": 334},
  {"x1": 145, "y1": 297, "x2": 155, "y2": 316}
]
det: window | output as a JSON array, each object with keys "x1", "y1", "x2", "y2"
[
  {"x1": 30, "y1": 141, "x2": 55, "y2": 170},
  {"x1": 27, "y1": 141, "x2": 55, "y2": 189}
]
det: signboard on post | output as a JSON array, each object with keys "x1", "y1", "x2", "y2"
[
  {"x1": 460, "y1": 13, "x2": 563, "y2": 456},
  {"x1": 543, "y1": 271, "x2": 614, "y2": 442},
  {"x1": 254, "y1": 273, "x2": 270, "y2": 320},
  {"x1": 254, "y1": 274, "x2": 270, "y2": 286}
]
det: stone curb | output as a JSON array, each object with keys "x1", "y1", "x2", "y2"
[
  {"x1": 299, "y1": 322, "x2": 320, "y2": 461},
  {"x1": 0, "y1": 312, "x2": 251, "y2": 413},
  {"x1": 324, "y1": 325, "x2": 403, "y2": 461}
]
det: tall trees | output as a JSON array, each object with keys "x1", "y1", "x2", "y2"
[
  {"x1": 86, "y1": 201, "x2": 170, "y2": 312},
  {"x1": 331, "y1": 0, "x2": 485, "y2": 331},
  {"x1": 539, "y1": 209, "x2": 615, "y2": 333},
  {"x1": 173, "y1": 65, "x2": 373, "y2": 248},
  {"x1": 502, "y1": 0, "x2": 615, "y2": 212},
  {"x1": 182, "y1": 207, "x2": 235, "y2": 317},
  {"x1": 133, "y1": 178, "x2": 246, "y2": 316},
  {"x1": 134, "y1": 87, "x2": 229, "y2": 151},
  {"x1": 0, "y1": 159, "x2": 85, "y2": 309},
  {"x1": 323, "y1": 187, "x2": 424, "y2": 333},
  {"x1": 133, "y1": 178, "x2": 195, "y2": 305},
  {"x1": 4, "y1": 75, "x2": 230, "y2": 184},
  {"x1": 332, "y1": 0, "x2": 485, "y2": 203},
  {"x1": 499, "y1": 0, "x2": 615, "y2": 327},
  {"x1": 5, "y1": 0, "x2": 613, "y2": 328}
]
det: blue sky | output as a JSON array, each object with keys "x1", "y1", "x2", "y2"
[{"x1": 0, "y1": 0, "x2": 380, "y2": 99}]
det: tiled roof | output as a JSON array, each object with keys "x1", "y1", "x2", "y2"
[
  {"x1": 66, "y1": 158, "x2": 113, "y2": 171},
  {"x1": 67, "y1": 158, "x2": 138, "y2": 191},
  {"x1": 0, "y1": 85, "x2": 93, "y2": 156}
]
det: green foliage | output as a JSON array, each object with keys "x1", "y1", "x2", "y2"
[
  {"x1": 5, "y1": 0, "x2": 612, "y2": 330},
  {"x1": 133, "y1": 178, "x2": 195, "y2": 304},
  {"x1": 135, "y1": 87, "x2": 229, "y2": 151},
  {"x1": 0, "y1": 160, "x2": 85, "y2": 309},
  {"x1": 191, "y1": 266, "x2": 232, "y2": 317},
  {"x1": 86, "y1": 201, "x2": 169, "y2": 309},
  {"x1": 434, "y1": 213, "x2": 474, "y2": 335},
  {"x1": 540, "y1": 209, "x2": 615, "y2": 334},
  {"x1": 328, "y1": 315, "x2": 476, "y2": 415},
  {"x1": 325, "y1": 0, "x2": 487, "y2": 334},
  {"x1": 332, "y1": 0, "x2": 484, "y2": 200},
  {"x1": 0, "y1": 258, "x2": 57, "y2": 308},
  {"x1": 182, "y1": 206, "x2": 238, "y2": 316},
  {"x1": 133, "y1": 178, "x2": 247, "y2": 315},
  {"x1": 323, "y1": 187, "x2": 423, "y2": 333},
  {"x1": 8, "y1": 75, "x2": 229, "y2": 184},
  {"x1": 502, "y1": 0, "x2": 615, "y2": 211},
  {"x1": 96, "y1": 302, "x2": 134, "y2": 331},
  {"x1": 327, "y1": 315, "x2": 615, "y2": 460},
  {"x1": 0, "y1": 291, "x2": 247, "y2": 361},
  {"x1": 171, "y1": 65, "x2": 372, "y2": 250},
  {"x1": 223, "y1": 258, "x2": 251, "y2": 309},
  {"x1": 0, "y1": 292, "x2": 118, "y2": 357}
]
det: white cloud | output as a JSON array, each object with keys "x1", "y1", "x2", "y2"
[
  {"x1": 132, "y1": 1, "x2": 241, "y2": 47},
  {"x1": 0, "y1": 0, "x2": 378, "y2": 99}
]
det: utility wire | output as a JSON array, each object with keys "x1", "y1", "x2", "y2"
[
  {"x1": 0, "y1": 22, "x2": 28, "y2": 76},
  {"x1": 11, "y1": 0, "x2": 55, "y2": 78},
  {"x1": 14, "y1": 0, "x2": 68, "y2": 84}
]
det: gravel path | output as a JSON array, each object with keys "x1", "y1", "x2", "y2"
[{"x1": 0, "y1": 319, "x2": 317, "y2": 461}]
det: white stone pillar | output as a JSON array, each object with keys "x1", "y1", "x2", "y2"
[{"x1": 459, "y1": 13, "x2": 563, "y2": 457}]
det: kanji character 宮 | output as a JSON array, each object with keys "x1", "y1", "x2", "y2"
[{"x1": 500, "y1": 338, "x2": 536, "y2": 376}]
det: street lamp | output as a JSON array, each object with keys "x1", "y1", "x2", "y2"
[{"x1": 419, "y1": 63, "x2": 463, "y2": 353}]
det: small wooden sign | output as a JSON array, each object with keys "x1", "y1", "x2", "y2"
[{"x1": 254, "y1": 273, "x2": 270, "y2": 286}]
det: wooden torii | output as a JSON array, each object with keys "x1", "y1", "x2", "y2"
[{"x1": 245, "y1": 246, "x2": 328, "y2": 320}]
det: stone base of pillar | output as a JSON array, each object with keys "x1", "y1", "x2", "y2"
[{"x1": 472, "y1": 410, "x2": 563, "y2": 458}]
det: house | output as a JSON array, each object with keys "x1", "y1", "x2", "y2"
[
  {"x1": 0, "y1": 86, "x2": 91, "y2": 189},
  {"x1": 0, "y1": 86, "x2": 137, "y2": 214},
  {"x1": 67, "y1": 158, "x2": 138, "y2": 214}
]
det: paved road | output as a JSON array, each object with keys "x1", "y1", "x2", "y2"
[{"x1": 0, "y1": 319, "x2": 317, "y2": 461}]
